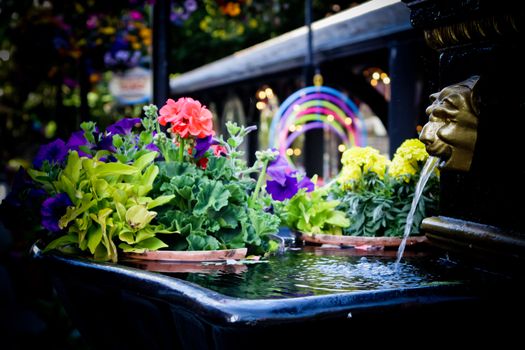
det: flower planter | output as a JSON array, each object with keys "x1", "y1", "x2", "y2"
[
  {"x1": 298, "y1": 232, "x2": 428, "y2": 249},
  {"x1": 31, "y1": 242, "x2": 521, "y2": 349},
  {"x1": 124, "y1": 248, "x2": 247, "y2": 262}
]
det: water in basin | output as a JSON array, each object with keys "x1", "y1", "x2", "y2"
[{"x1": 125, "y1": 246, "x2": 470, "y2": 299}]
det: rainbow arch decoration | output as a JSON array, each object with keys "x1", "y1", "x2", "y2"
[{"x1": 268, "y1": 86, "x2": 367, "y2": 167}]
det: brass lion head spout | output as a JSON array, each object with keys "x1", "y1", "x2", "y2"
[{"x1": 420, "y1": 75, "x2": 480, "y2": 172}]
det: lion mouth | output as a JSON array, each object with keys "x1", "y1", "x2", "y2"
[{"x1": 425, "y1": 143, "x2": 452, "y2": 160}]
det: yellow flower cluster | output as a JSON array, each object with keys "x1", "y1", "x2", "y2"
[
  {"x1": 388, "y1": 139, "x2": 429, "y2": 181},
  {"x1": 337, "y1": 147, "x2": 389, "y2": 189}
]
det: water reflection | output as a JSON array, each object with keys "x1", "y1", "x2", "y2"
[{"x1": 125, "y1": 247, "x2": 467, "y2": 299}]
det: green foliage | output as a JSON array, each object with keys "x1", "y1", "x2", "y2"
[
  {"x1": 331, "y1": 171, "x2": 439, "y2": 237},
  {"x1": 152, "y1": 123, "x2": 280, "y2": 256},
  {"x1": 33, "y1": 150, "x2": 175, "y2": 262},
  {"x1": 277, "y1": 187, "x2": 350, "y2": 235}
]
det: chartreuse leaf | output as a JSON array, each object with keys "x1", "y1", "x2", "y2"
[
  {"x1": 59, "y1": 195, "x2": 96, "y2": 229},
  {"x1": 325, "y1": 211, "x2": 350, "y2": 229},
  {"x1": 282, "y1": 188, "x2": 349, "y2": 235},
  {"x1": 94, "y1": 162, "x2": 139, "y2": 177},
  {"x1": 146, "y1": 195, "x2": 175, "y2": 209},
  {"x1": 64, "y1": 151, "x2": 82, "y2": 181},
  {"x1": 88, "y1": 208, "x2": 113, "y2": 254},
  {"x1": 136, "y1": 237, "x2": 168, "y2": 251},
  {"x1": 87, "y1": 227, "x2": 102, "y2": 254},
  {"x1": 57, "y1": 174, "x2": 77, "y2": 205},
  {"x1": 133, "y1": 151, "x2": 157, "y2": 171},
  {"x1": 118, "y1": 237, "x2": 168, "y2": 253},
  {"x1": 125, "y1": 205, "x2": 156, "y2": 230},
  {"x1": 118, "y1": 228, "x2": 135, "y2": 244},
  {"x1": 93, "y1": 179, "x2": 110, "y2": 199},
  {"x1": 43, "y1": 234, "x2": 78, "y2": 252},
  {"x1": 140, "y1": 165, "x2": 159, "y2": 192}
]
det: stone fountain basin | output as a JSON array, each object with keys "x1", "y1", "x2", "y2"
[{"x1": 31, "y1": 243, "x2": 521, "y2": 348}]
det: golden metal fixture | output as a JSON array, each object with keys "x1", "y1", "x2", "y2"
[{"x1": 419, "y1": 76, "x2": 480, "y2": 171}]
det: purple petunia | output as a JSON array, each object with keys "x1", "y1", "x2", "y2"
[
  {"x1": 146, "y1": 142, "x2": 160, "y2": 153},
  {"x1": 266, "y1": 175, "x2": 300, "y2": 201},
  {"x1": 194, "y1": 135, "x2": 214, "y2": 158},
  {"x1": 33, "y1": 139, "x2": 68, "y2": 169},
  {"x1": 298, "y1": 176, "x2": 315, "y2": 192},
  {"x1": 266, "y1": 154, "x2": 292, "y2": 186},
  {"x1": 41, "y1": 193, "x2": 73, "y2": 232},
  {"x1": 266, "y1": 172, "x2": 314, "y2": 201},
  {"x1": 106, "y1": 118, "x2": 141, "y2": 135},
  {"x1": 66, "y1": 131, "x2": 93, "y2": 158}
]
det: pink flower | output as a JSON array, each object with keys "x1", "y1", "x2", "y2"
[
  {"x1": 158, "y1": 98, "x2": 183, "y2": 126},
  {"x1": 158, "y1": 98, "x2": 214, "y2": 138},
  {"x1": 211, "y1": 144, "x2": 227, "y2": 157}
]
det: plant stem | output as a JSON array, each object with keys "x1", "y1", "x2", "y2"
[
  {"x1": 252, "y1": 160, "x2": 268, "y2": 202},
  {"x1": 178, "y1": 137, "x2": 185, "y2": 162}
]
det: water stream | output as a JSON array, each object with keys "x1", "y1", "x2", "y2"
[{"x1": 395, "y1": 156, "x2": 440, "y2": 267}]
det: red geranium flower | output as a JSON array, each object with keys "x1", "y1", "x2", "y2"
[{"x1": 158, "y1": 97, "x2": 214, "y2": 138}]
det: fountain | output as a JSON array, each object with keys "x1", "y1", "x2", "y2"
[
  {"x1": 30, "y1": 1, "x2": 524, "y2": 348},
  {"x1": 402, "y1": 0, "x2": 525, "y2": 267}
]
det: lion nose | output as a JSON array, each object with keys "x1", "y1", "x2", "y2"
[{"x1": 419, "y1": 123, "x2": 434, "y2": 146}]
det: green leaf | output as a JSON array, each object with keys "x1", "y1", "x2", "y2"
[
  {"x1": 94, "y1": 162, "x2": 139, "y2": 177},
  {"x1": 325, "y1": 211, "x2": 350, "y2": 228},
  {"x1": 133, "y1": 151, "x2": 157, "y2": 171},
  {"x1": 43, "y1": 234, "x2": 78, "y2": 252},
  {"x1": 87, "y1": 227, "x2": 102, "y2": 254},
  {"x1": 136, "y1": 237, "x2": 168, "y2": 251},
  {"x1": 125, "y1": 205, "x2": 156, "y2": 230},
  {"x1": 146, "y1": 195, "x2": 175, "y2": 209},
  {"x1": 187, "y1": 233, "x2": 221, "y2": 250},
  {"x1": 118, "y1": 228, "x2": 135, "y2": 244},
  {"x1": 59, "y1": 196, "x2": 96, "y2": 229},
  {"x1": 93, "y1": 179, "x2": 110, "y2": 199},
  {"x1": 194, "y1": 180, "x2": 230, "y2": 214}
]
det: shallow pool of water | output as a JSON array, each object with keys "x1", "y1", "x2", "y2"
[{"x1": 125, "y1": 246, "x2": 469, "y2": 299}]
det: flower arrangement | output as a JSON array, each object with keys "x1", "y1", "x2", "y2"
[
  {"x1": 1, "y1": 98, "x2": 285, "y2": 262},
  {"x1": 330, "y1": 139, "x2": 439, "y2": 237}
]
